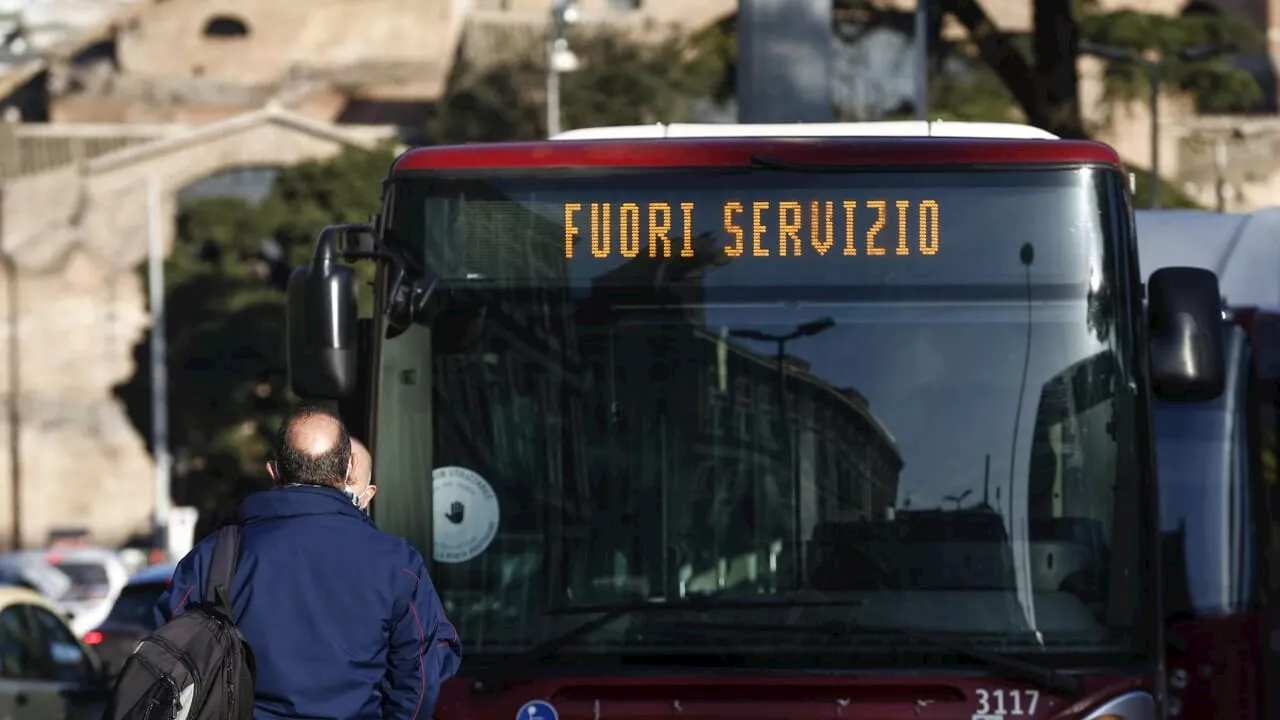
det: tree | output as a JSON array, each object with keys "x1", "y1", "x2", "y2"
[
  {"x1": 1079, "y1": 7, "x2": 1263, "y2": 114},
  {"x1": 114, "y1": 144, "x2": 397, "y2": 534},
  {"x1": 939, "y1": 0, "x2": 1261, "y2": 135},
  {"x1": 426, "y1": 24, "x2": 730, "y2": 143},
  {"x1": 823, "y1": 0, "x2": 1261, "y2": 138}
]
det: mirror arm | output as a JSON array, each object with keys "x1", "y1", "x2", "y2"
[
  {"x1": 342, "y1": 249, "x2": 404, "y2": 282},
  {"x1": 313, "y1": 224, "x2": 445, "y2": 331},
  {"x1": 338, "y1": 248, "x2": 422, "y2": 330}
]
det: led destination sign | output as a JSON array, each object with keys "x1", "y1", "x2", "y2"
[
  {"x1": 562, "y1": 199, "x2": 940, "y2": 261},
  {"x1": 403, "y1": 170, "x2": 1104, "y2": 288}
]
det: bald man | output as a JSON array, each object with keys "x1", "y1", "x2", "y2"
[
  {"x1": 343, "y1": 438, "x2": 377, "y2": 513},
  {"x1": 156, "y1": 406, "x2": 461, "y2": 720}
]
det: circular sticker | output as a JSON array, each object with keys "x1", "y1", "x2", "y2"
[
  {"x1": 433, "y1": 466, "x2": 500, "y2": 564},
  {"x1": 517, "y1": 700, "x2": 559, "y2": 720}
]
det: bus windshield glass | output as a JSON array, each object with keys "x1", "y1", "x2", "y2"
[{"x1": 373, "y1": 166, "x2": 1145, "y2": 665}]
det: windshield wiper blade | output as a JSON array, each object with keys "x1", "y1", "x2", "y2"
[
  {"x1": 469, "y1": 596, "x2": 858, "y2": 695},
  {"x1": 750, "y1": 154, "x2": 867, "y2": 173},
  {"x1": 680, "y1": 619, "x2": 1083, "y2": 698}
]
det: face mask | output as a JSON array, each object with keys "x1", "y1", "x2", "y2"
[{"x1": 342, "y1": 487, "x2": 371, "y2": 515}]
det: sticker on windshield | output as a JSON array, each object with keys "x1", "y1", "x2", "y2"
[
  {"x1": 517, "y1": 700, "x2": 559, "y2": 720},
  {"x1": 972, "y1": 688, "x2": 1040, "y2": 718},
  {"x1": 433, "y1": 466, "x2": 500, "y2": 564}
]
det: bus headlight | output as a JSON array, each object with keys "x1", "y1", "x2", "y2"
[{"x1": 1082, "y1": 691, "x2": 1157, "y2": 720}]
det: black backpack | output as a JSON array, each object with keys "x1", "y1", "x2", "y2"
[{"x1": 101, "y1": 525, "x2": 257, "y2": 720}]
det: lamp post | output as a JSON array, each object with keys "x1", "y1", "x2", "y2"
[
  {"x1": 4, "y1": 251, "x2": 18, "y2": 551},
  {"x1": 146, "y1": 176, "x2": 171, "y2": 559},
  {"x1": 1078, "y1": 41, "x2": 1233, "y2": 209},
  {"x1": 943, "y1": 489, "x2": 973, "y2": 511},
  {"x1": 546, "y1": 0, "x2": 581, "y2": 138},
  {"x1": 1202, "y1": 126, "x2": 1250, "y2": 213},
  {"x1": 728, "y1": 317, "x2": 836, "y2": 588},
  {"x1": 914, "y1": 0, "x2": 929, "y2": 121}
]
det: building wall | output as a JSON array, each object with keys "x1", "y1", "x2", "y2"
[
  {"x1": 470, "y1": 0, "x2": 734, "y2": 31},
  {"x1": 1170, "y1": 116, "x2": 1280, "y2": 210},
  {"x1": 0, "y1": 157, "x2": 154, "y2": 547},
  {"x1": 115, "y1": 0, "x2": 459, "y2": 83},
  {"x1": 0, "y1": 250, "x2": 152, "y2": 549},
  {"x1": 47, "y1": 0, "x2": 474, "y2": 123},
  {"x1": 0, "y1": 110, "x2": 397, "y2": 549}
]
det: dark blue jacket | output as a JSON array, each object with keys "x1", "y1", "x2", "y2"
[{"x1": 155, "y1": 485, "x2": 462, "y2": 720}]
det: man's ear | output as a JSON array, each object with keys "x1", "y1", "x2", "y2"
[
  {"x1": 266, "y1": 461, "x2": 279, "y2": 484},
  {"x1": 366, "y1": 485, "x2": 378, "y2": 504}
]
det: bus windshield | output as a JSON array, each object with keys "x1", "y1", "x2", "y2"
[{"x1": 372, "y1": 166, "x2": 1147, "y2": 665}]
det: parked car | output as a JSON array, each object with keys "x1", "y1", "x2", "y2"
[
  {"x1": 82, "y1": 563, "x2": 175, "y2": 675},
  {"x1": 45, "y1": 529, "x2": 91, "y2": 549},
  {"x1": 0, "y1": 585, "x2": 112, "y2": 719},
  {"x1": 0, "y1": 557, "x2": 72, "y2": 602},
  {"x1": 4, "y1": 549, "x2": 129, "y2": 637}
]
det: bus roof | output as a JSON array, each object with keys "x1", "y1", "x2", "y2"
[
  {"x1": 392, "y1": 137, "x2": 1122, "y2": 174},
  {"x1": 549, "y1": 121, "x2": 1062, "y2": 140}
]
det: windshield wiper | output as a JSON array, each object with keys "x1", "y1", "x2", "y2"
[
  {"x1": 468, "y1": 596, "x2": 858, "y2": 695},
  {"x1": 676, "y1": 619, "x2": 1084, "y2": 698}
]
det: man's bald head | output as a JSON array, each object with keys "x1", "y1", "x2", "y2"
[{"x1": 270, "y1": 406, "x2": 352, "y2": 488}]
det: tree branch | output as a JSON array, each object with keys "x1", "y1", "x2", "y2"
[
  {"x1": 1033, "y1": 0, "x2": 1086, "y2": 137},
  {"x1": 937, "y1": 0, "x2": 1043, "y2": 125}
]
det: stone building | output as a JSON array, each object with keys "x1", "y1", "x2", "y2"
[
  {"x1": 38, "y1": 0, "x2": 735, "y2": 131},
  {"x1": 0, "y1": 107, "x2": 396, "y2": 549}
]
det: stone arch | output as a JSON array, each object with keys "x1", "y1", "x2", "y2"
[
  {"x1": 0, "y1": 108, "x2": 397, "y2": 548},
  {"x1": 64, "y1": 107, "x2": 395, "y2": 272},
  {"x1": 202, "y1": 14, "x2": 250, "y2": 38}
]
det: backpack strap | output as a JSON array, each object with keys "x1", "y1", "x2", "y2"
[{"x1": 205, "y1": 524, "x2": 242, "y2": 615}]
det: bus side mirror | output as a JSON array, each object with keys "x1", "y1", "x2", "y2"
[
  {"x1": 286, "y1": 226, "x2": 358, "y2": 399},
  {"x1": 1148, "y1": 266, "x2": 1225, "y2": 403}
]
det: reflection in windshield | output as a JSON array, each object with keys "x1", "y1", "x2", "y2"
[{"x1": 372, "y1": 167, "x2": 1144, "y2": 662}]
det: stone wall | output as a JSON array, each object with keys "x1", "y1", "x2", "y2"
[
  {"x1": 1171, "y1": 116, "x2": 1280, "y2": 210},
  {"x1": 114, "y1": 0, "x2": 461, "y2": 84},
  {"x1": 0, "y1": 108, "x2": 398, "y2": 549}
]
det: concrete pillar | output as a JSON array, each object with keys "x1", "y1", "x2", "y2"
[{"x1": 737, "y1": 0, "x2": 834, "y2": 123}]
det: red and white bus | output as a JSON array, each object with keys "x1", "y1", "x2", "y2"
[{"x1": 283, "y1": 122, "x2": 1227, "y2": 720}]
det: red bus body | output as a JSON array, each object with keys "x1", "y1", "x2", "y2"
[
  {"x1": 1152, "y1": 306, "x2": 1280, "y2": 720},
  {"x1": 1134, "y1": 207, "x2": 1280, "y2": 720},
  {"x1": 314, "y1": 133, "x2": 1190, "y2": 720},
  {"x1": 390, "y1": 137, "x2": 1122, "y2": 171}
]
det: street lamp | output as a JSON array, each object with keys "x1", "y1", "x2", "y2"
[
  {"x1": 914, "y1": 0, "x2": 929, "y2": 121},
  {"x1": 1078, "y1": 41, "x2": 1234, "y2": 209},
  {"x1": 146, "y1": 176, "x2": 172, "y2": 559},
  {"x1": 943, "y1": 489, "x2": 973, "y2": 511},
  {"x1": 1191, "y1": 125, "x2": 1255, "y2": 213},
  {"x1": 3, "y1": 251, "x2": 19, "y2": 551},
  {"x1": 727, "y1": 316, "x2": 836, "y2": 588},
  {"x1": 546, "y1": 0, "x2": 581, "y2": 138}
]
